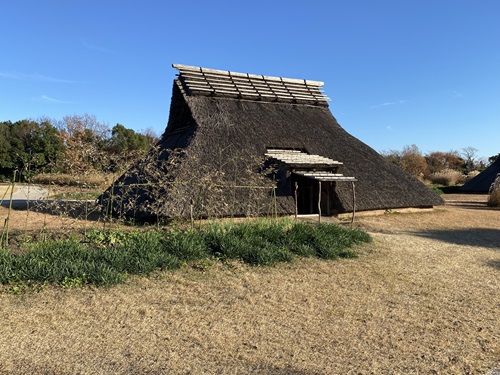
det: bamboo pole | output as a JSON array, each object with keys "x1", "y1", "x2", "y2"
[{"x1": 4, "y1": 172, "x2": 16, "y2": 248}]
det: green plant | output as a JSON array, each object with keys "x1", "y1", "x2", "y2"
[
  {"x1": 164, "y1": 230, "x2": 209, "y2": 261},
  {"x1": 108, "y1": 231, "x2": 181, "y2": 275},
  {"x1": 0, "y1": 220, "x2": 371, "y2": 290},
  {"x1": 85, "y1": 229, "x2": 129, "y2": 248},
  {"x1": 429, "y1": 185, "x2": 444, "y2": 195},
  {"x1": 61, "y1": 276, "x2": 85, "y2": 288}
]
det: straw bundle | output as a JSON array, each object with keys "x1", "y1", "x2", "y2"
[{"x1": 487, "y1": 173, "x2": 500, "y2": 206}]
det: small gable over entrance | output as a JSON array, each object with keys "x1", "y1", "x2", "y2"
[{"x1": 265, "y1": 149, "x2": 356, "y2": 218}]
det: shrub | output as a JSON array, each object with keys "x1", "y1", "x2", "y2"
[
  {"x1": 429, "y1": 169, "x2": 463, "y2": 186},
  {"x1": 381, "y1": 144, "x2": 429, "y2": 178}
]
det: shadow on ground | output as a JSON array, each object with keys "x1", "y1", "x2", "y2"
[
  {"x1": 414, "y1": 228, "x2": 500, "y2": 249},
  {"x1": 486, "y1": 259, "x2": 500, "y2": 270},
  {"x1": 17, "y1": 200, "x2": 104, "y2": 221}
]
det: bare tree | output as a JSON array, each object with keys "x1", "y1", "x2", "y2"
[
  {"x1": 55, "y1": 114, "x2": 110, "y2": 174},
  {"x1": 461, "y1": 147, "x2": 479, "y2": 172},
  {"x1": 381, "y1": 144, "x2": 429, "y2": 178},
  {"x1": 425, "y1": 150, "x2": 464, "y2": 174}
]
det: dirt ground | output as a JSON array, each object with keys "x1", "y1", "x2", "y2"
[{"x1": 0, "y1": 196, "x2": 498, "y2": 374}]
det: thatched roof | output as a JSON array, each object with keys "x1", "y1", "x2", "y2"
[
  {"x1": 461, "y1": 157, "x2": 500, "y2": 193},
  {"x1": 100, "y1": 64, "x2": 443, "y2": 219}
]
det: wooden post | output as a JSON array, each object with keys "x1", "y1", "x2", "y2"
[
  {"x1": 318, "y1": 180, "x2": 321, "y2": 223},
  {"x1": 294, "y1": 182, "x2": 298, "y2": 219},
  {"x1": 190, "y1": 198, "x2": 194, "y2": 229},
  {"x1": 351, "y1": 181, "x2": 356, "y2": 225},
  {"x1": 273, "y1": 186, "x2": 277, "y2": 218}
]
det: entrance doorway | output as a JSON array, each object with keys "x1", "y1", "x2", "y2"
[{"x1": 292, "y1": 174, "x2": 335, "y2": 215}]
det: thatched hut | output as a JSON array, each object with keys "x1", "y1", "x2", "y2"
[
  {"x1": 100, "y1": 64, "x2": 443, "y2": 220},
  {"x1": 461, "y1": 157, "x2": 500, "y2": 193}
]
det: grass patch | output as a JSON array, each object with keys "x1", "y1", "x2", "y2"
[{"x1": 0, "y1": 219, "x2": 371, "y2": 289}]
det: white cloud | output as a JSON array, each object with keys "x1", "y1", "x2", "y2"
[
  {"x1": 34, "y1": 95, "x2": 71, "y2": 104},
  {"x1": 370, "y1": 100, "x2": 407, "y2": 109},
  {"x1": 81, "y1": 37, "x2": 116, "y2": 54},
  {"x1": 0, "y1": 71, "x2": 81, "y2": 84}
]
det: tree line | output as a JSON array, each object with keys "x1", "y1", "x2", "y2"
[
  {"x1": 1, "y1": 115, "x2": 497, "y2": 186},
  {"x1": 381, "y1": 144, "x2": 499, "y2": 180},
  {"x1": 0, "y1": 114, "x2": 159, "y2": 181}
]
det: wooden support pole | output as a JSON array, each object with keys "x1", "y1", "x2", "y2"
[
  {"x1": 294, "y1": 182, "x2": 298, "y2": 219},
  {"x1": 318, "y1": 180, "x2": 322, "y2": 223},
  {"x1": 351, "y1": 181, "x2": 356, "y2": 225}
]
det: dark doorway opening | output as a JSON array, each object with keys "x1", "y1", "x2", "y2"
[{"x1": 292, "y1": 174, "x2": 335, "y2": 215}]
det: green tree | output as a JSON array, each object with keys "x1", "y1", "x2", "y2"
[
  {"x1": 0, "y1": 121, "x2": 13, "y2": 165},
  {"x1": 0, "y1": 121, "x2": 13, "y2": 178},
  {"x1": 2, "y1": 119, "x2": 66, "y2": 180},
  {"x1": 28, "y1": 120, "x2": 65, "y2": 172},
  {"x1": 101, "y1": 124, "x2": 155, "y2": 173},
  {"x1": 108, "y1": 123, "x2": 149, "y2": 153}
]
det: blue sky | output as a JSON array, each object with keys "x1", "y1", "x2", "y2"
[{"x1": 1, "y1": 1, "x2": 499, "y2": 160}]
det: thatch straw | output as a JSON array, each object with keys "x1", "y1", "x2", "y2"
[
  {"x1": 461, "y1": 157, "x2": 500, "y2": 193},
  {"x1": 100, "y1": 73, "x2": 443, "y2": 220},
  {"x1": 487, "y1": 173, "x2": 500, "y2": 206}
]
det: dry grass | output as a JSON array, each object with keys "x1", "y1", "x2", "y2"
[
  {"x1": 429, "y1": 169, "x2": 463, "y2": 186},
  {"x1": 32, "y1": 173, "x2": 115, "y2": 188},
  {"x1": 0, "y1": 201, "x2": 499, "y2": 374}
]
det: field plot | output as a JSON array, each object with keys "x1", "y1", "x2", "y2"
[{"x1": 0, "y1": 201, "x2": 499, "y2": 374}]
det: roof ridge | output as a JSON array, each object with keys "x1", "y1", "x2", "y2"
[{"x1": 172, "y1": 64, "x2": 330, "y2": 106}]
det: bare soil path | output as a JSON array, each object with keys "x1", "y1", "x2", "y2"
[{"x1": 0, "y1": 199, "x2": 498, "y2": 374}]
